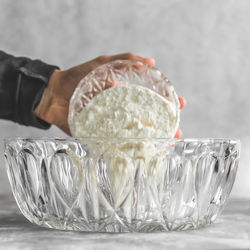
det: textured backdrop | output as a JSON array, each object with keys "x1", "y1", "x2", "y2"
[{"x1": 0, "y1": 0, "x2": 249, "y2": 197}]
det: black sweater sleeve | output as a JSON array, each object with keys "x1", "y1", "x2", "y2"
[{"x1": 0, "y1": 50, "x2": 59, "y2": 129}]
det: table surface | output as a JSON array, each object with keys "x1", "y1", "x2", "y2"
[{"x1": 0, "y1": 195, "x2": 250, "y2": 250}]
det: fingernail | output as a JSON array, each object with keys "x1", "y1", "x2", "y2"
[
  {"x1": 145, "y1": 58, "x2": 155, "y2": 66},
  {"x1": 149, "y1": 58, "x2": 155, "y2": 66},
  {"x1": 178, "y1": 97, "x2": 186, "y2": 109},
  {"x1": 174, "y1": 129, "x2": 182, "y2": 138}
]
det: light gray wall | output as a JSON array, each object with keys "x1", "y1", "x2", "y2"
[{"x1": 0, "y1": 0, "x2": 249, "y2": 197}]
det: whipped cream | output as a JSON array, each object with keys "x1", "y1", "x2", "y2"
[{"x1": 74, "y1": 84, "x2": 179, "y2": 138}]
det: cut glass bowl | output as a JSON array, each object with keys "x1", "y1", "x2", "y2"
[
  {"x1": 68, "y1": 60, "x2": 180, "y2": 137},
  {"x1": 4, "y1": 138, "x2": 240, "y2": 232}
]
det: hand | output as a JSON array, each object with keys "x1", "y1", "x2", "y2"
[
  {"x1": 174, "y1": 97, "x2": 186, "y2": 138},
  {"x1": 34, "y1": 53, "x2": 186, "y2": 137}
]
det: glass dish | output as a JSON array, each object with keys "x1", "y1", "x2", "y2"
[
  {"x1": 4, "y1": 138, "x2": 240, "y2": 232},
  {"x1": 68, "y1": 60, "x2": 180, "y2": 137}
]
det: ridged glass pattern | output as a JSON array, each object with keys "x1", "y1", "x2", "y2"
[
  {"x1": 68, "y1": 60, "x2": 180, "y2": 137},
  {"x1": 4, "y1": 138, "x2": 240, "y2": 232}
]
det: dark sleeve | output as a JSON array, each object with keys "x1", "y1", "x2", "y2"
[{"x1": 0, "y1": 50, "x2": 59, "y2": 129}]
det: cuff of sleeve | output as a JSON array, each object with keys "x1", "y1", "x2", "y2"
[{"x1": 15, "y1": 61, "x2": 59, "y2": 129}]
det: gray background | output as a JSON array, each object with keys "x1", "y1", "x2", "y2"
[{"x1": 0, "y1": 0, "x2": 249, "y2": 197}]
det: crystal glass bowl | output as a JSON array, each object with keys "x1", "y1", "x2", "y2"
[
  {"x1": 4, "y1": 138, "x2": 240, "y2": 232},
  {"x1": 68, "y1": 60, "x2": 180, "y2": 137}
]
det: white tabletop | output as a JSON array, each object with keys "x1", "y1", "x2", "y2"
[{"x1": 0, "y1": 194, "x2": 250, "y2": 250}]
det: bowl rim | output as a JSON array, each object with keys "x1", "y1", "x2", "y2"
[{"x1": 3, "y1": 137, "x2": 241, "y2": 144}]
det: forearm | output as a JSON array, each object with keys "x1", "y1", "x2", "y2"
[{"x1": 0, "y1": 50, "x2": 59, "y2": 129}]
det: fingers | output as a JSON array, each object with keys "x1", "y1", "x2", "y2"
[
  {"x1": 144, "y1": 58, "x2": 155, "y2": 67},
  {"x1": 75, "y1": 53, "x2": 155, "y2": 80},
  {"x1": 178, "y1": 96, "x2": 186, "y2": 109},
  {"x1": 174, "y1": 128, "x2": 182, "y2": 138},
  {"x1": 109, "y1": 53, "x2": 155, "y2": 67},
  {"x1": 174, "y1": 98, "x2": 185, "y2": 138},
  {"x1": 174, "y1": 98, "x2": 185, "y2": 137}
]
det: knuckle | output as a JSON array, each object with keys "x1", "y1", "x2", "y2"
[
  {"x1": 126, "y1": 52, "x2": 135, "y2": 58},
  {"x1": 98, "y1": 55, "x2": 109, "y2": 62}
]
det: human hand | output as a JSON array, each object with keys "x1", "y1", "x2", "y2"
[
  {"x1": 175, "y1": 97, "x2": 186, "y2": 138},
  {"x1": 34, "y1": 53, "x2": 186, "y2": 137}
]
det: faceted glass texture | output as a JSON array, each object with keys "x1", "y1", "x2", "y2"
[
  {"x1": 4, "y1": 138, "x2": 240, "y2": 232},
  {"x1": 68, "y1": 60, "x2": 180, "y2": 136}
]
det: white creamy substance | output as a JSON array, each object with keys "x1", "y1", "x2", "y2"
[
  {"x1": 74, "y1": 84, "x2": 179, "y2": 138},
  {"x1": 73, "y1": 84, "x2": 180, "y2": 214}
]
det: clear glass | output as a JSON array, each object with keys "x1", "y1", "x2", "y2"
[
  {"x1": 4, "y1": 138, "x2": 240, "y2": 232},
  {"x1": 68, "y1": 60, "x2": 180, "y2": 136}
]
